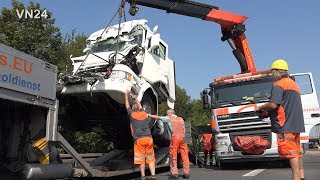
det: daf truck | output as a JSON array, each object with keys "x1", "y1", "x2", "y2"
[{"x1": 202, "y1": 71, "x2": 320, "y2": 166}]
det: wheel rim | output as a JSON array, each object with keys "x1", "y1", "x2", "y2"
[{"x1": 142, "y1": 101, "x2": 152, "y2": 114}]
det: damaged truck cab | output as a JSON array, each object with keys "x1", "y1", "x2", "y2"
[{"x1": 57, "y1": 19, "x2": 176, "y2": 149}]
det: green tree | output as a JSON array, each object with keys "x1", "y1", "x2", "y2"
[
  {"x1": 175, "y1": 85, "x2": 193, "y2": 119},
  {"x1": 62, "y1": 29, "x2": 87, "y2": 72},
  {"x1": 189, "y1": 99, "x2": 211, "y2": 126},
  {"x1": 158, "y1": 85, "x2": 192, "y2": 119},
  {"x1": 158, "y1": 85, "x2": 210, "y2": 126},
  {"x1": 58, "y1": 126, "x2": 113, "y2": 153},
  {"x1": 0, "y1": 0, "x2": 64, "y2": 70}
]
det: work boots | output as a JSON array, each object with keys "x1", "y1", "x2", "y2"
[
  {"x1": 168, "y1": 175, "x2": 179, "y2": 179},
  {"x1": 182, "y1": 174, "x2": 190, "y2": 179}
]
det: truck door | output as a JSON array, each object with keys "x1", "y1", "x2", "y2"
[
  {"x1": 141, "y1": 35, "x2": 175, "y2": 108},
  {"x1": 154, "y1": 40, "x2": 176, "y2": 109},
  {"x1": 140, "y1": 34, "x2": 167, "y2": 84},
  {"x1": 291, "y1": 72, "x2": 320, "y2": 143}
]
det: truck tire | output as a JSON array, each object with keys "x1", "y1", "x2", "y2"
[
  {"x1": 141, "y1": 93, "x2": 169, "y2": 147},
  {"x1": 219, "y1": 161, "x2": 231, "y2": 169},
  {"x1": 141, "y1": 93, "x2": 155, "y2": 115}
]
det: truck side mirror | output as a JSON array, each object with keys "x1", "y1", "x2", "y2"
[
  {"x1": 148, "y1": 33, "x2": 160, "y2": 52},
  {"x1": 83, "y1": 47, "x2": 90, "y2": 53},
  {"x1": 201, "y1": 89, "x2": 210, "y2": 109},
  {"x1": 152, "y1": 25, "x2": 158, "y2": 34}
]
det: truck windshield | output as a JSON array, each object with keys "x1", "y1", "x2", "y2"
[
  {"x1": 91, "y1": 27, "x2": 143, "y2": 53},
  {"x1": 212, "y1": 78, "x2": 274, "y2": 104}
]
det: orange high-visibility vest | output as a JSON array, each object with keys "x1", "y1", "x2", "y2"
[
  {"x1": 169, "y1": 116, "x2": 185, "y2": 136},
  {"x1": 203, "y1": 134, "x2": 212, "y2": 150}
]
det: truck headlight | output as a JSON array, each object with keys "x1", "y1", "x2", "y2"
[
  {"x1": 218, "y1": 141, "x2": 228, "y2": 147},
  {"x1": 110, "y1": 71, "x2": 132, "y2": 81}
]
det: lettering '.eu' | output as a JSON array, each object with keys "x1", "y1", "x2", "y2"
[{"x1": 0, "y1": 53, "x2": 40, "y2": 91}]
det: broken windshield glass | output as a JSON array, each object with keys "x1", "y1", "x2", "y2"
[{"x1": 91, "y1": 26, "x2": 143, "y2": 53}]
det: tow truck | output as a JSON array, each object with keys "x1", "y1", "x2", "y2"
[
  {"x1": 202, "y1": 71, "x2": 320, "y2": 166},
  {"x1": 126, "y1": 0, "x2": 320, "y2": 166}
]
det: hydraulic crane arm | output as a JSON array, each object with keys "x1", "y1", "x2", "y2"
[{"x1": 127, "y1": 0, "x2": 256, "y2": 73}]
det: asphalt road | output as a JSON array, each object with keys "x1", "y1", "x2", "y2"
[{"x1": 110, "y1": 150, "x2": 320, "y2": 180}]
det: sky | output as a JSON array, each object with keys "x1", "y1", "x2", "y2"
[{"x1": 1, "y1": 0, "x2": 320, "y2": 100}]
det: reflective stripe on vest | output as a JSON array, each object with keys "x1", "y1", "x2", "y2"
[
  {"x1": 169, "y1": 116, "x2": 185, "y2": 135},
  {"x1": 277, "y1": 133, "x2": 300, "y2": 145},
  {"x1": 203, "y1": 134, "x2": 212, "y2": 144}
]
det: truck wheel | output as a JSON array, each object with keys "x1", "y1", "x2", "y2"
[
  {"x1": 141, "y1": 93, "x2": 155, "y2": 115},
  {"x1": 219, "y1": 161, "x2": 230, "y2": 169},
  {"x1": 141, "y1": 93, "x2": 156, "y2": 131},
  {"x1": 142, "y1": 93, "x2": 169, "y2": 147}
]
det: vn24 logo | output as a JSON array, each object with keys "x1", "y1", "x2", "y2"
[{"x1": 16, "y1": 9, "x2": 48, "y2": 19}]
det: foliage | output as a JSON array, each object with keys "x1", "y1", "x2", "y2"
[
  {"x1": 0, "y1": 0, "x2": 65, "y2": 70},
  {"x1": 188, "y1": 99, "x2": 211, "y2": 126},
  {"x1": 62, "y1": 29, "x2": 87, "y2": 73},
  {"x1": 158, "y1": 85, "x2": 192, "y2": 118},
  {"x1": 158, "y1": 85, "x2": 210, "y2": 126},
  {"x1": 174, "y1": 85, "x2": 193, "y2": 119},
  {"x1": 58, "y1": 126, "x2": 114, "y2": 153}
]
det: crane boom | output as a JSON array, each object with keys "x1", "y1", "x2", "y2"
[{"x1": 127, "y1": 0, "x2": 256, "y2": 73}]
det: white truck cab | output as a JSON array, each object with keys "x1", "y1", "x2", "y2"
[
  {"x1": 203, "y1": 71, "x2": 320, "y2": 165},
  {"x1": 57, "y1": 19, "x2": 176, "y2": 149}
]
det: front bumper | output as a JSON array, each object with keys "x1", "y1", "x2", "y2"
[
  {"x1": 217, "y1": 147, "x2": 280, "y2": 162},
  {"x1": 60, "y1": 78, "x2": 134, "y2": 103}
]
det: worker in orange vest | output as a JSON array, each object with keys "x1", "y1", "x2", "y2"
[
  {"x1": 125, "y1": 91, "x2": 156, "y2": 180},
  {"x1": 149, "y1": 109, "x2": 190, "y2": 179},
  {"x1": 200, "y1": 133, "x2": 214, "y2": 166},
  {"x1": 255, "y1": 59, "x2": 305, "y2": 180}
]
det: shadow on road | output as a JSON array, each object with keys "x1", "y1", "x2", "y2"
[{"x1": 211, "y1": 160, "x2": 290, "y2": 171}]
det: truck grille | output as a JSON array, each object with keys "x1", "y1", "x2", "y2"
[
  {"x1": 229, "y1": 129, "x2": 272, "y2": 150},
  {"x1": 217, "y1": 111, "x2": 271, "y2": 132}
]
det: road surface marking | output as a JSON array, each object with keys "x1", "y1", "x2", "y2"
[{"x1": 242, "y1": 169, "x2": 266, "y2": 177}]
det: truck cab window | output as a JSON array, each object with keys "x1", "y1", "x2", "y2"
[
  {"x1": 152, "y1": 42, "x2": 166, "y2": 59},
  {"x1": 293, "y1": 74, "x2": 313, "y2": 94}
]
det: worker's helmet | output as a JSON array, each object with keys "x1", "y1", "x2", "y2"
[{"x1": 270, "y1": 59, "x2": 288, "y2": 71}]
